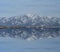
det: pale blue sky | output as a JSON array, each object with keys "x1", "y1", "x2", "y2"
[{"x1": 0, "y1": 0, "x2": 60, "y2": 17}]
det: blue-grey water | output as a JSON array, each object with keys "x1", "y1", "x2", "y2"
[
  {"x1": 0, "y1": 28, "x2": 60, "y2": 52},
  {"x1": 0, "y1": 35, "x2": 60, "y2": 52}
]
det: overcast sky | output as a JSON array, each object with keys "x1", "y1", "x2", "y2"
[{"x1": 0, "y1": 0, "x2": 60, "y2": 17}]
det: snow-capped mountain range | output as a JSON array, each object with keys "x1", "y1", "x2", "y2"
[
  {"x1": 0, "y1": 14, "x2": 60, "y2": 40},
  {"x1": 0, "y1": 14, "x2": 60, "y2": 27}
]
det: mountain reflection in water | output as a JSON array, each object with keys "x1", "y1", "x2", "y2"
[{"x1": 0, "y1": 28, "x2": 60, "y2": 40}]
